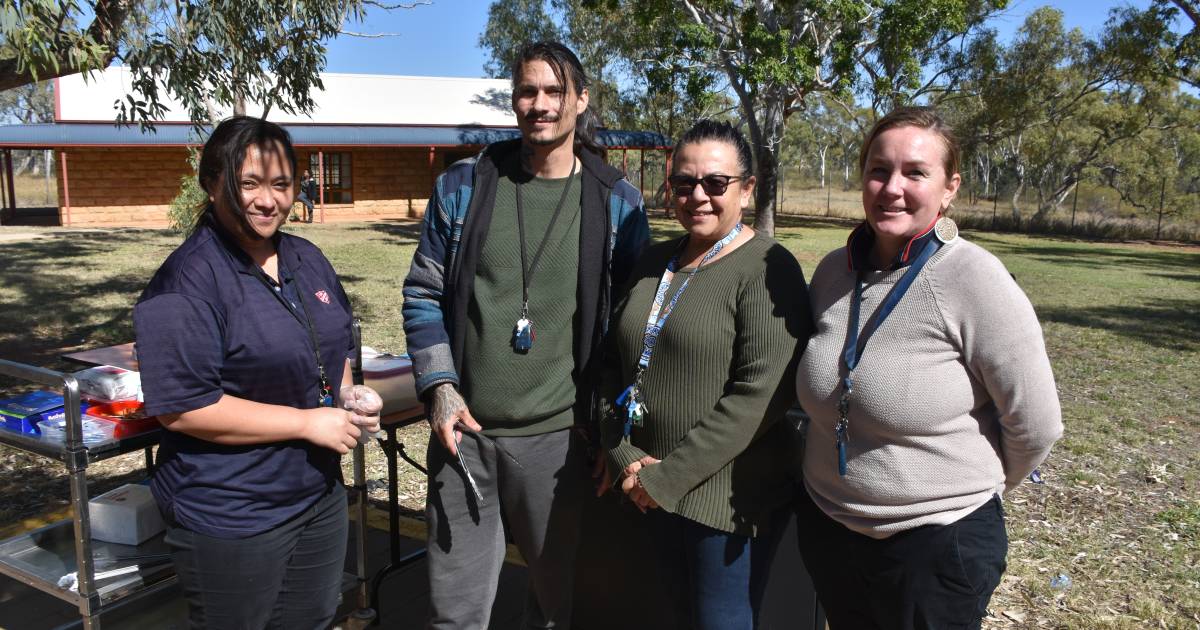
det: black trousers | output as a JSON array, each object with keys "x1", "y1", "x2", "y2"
[
  {"x1": 795, "y1": 490, "x2": 1007, "y2": 630},
  {"x1": 164, "y1": 484, "x2": 348, "y2": 630}
]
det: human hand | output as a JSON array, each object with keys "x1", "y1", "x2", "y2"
[
  {"x1": 341, "y1": 384, "x2": 383, "y2": 443},
  {"x1": 622, "y1": 455, "x2": 660, "y2": 479},
  {"x1": 429, "y1": 384, "x2": 481, "y2": 456},
  {"x1": 301, "y1": 407, "x2": 361, "y2": 454},
  {"x1": 620, "y1": 458, "x2": 661, "y2": 513}
]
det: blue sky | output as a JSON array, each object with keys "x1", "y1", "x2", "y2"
[{"x1": 322, "y1": 0, "x2": 1168, "y2": 78}]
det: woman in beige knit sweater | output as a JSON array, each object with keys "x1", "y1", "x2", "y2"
[
  {"x1": 795, "y1": 106, "x2": 1063, "y2": 629},
  {"x1": 598, "y1": 120, "x2": 812, "y2": 630}
]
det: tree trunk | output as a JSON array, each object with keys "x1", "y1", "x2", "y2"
[
  {"x1": 747, "y1": 97, "x2": 784, "y2": 236},
  {"x1": 818, "y1": 144, "x2": 828, "y2": 189},
  {"x1": 1010, "y1": 163, "x2": 1025, "y2": 224}
]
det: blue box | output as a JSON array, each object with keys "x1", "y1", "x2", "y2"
[{"x1": 0, "y1": 391, "x2": 88, "y2": 434}]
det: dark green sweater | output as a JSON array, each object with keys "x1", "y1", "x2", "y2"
[
  {"x1": 602, "y1": 231, "x2": 812, "y2": 535},
  {"x1": 459, "y1": 169, "x2": 582, "y2": 436}
]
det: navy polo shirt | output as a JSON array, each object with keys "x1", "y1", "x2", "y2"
[{"x1": 133, "y1": 218, "x2": 354, "y2": 538}]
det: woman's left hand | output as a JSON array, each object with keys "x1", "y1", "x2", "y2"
[
  {"x1": 620, "y1": 457, "x2": 661, "y2": 512},
  {"x1": 341, "y1": 384, "x2": 383, "y2": 436}
]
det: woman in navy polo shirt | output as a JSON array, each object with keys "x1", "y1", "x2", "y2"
[{"x1": 134, "y1": 117, "x2": 379, "y2": 629}]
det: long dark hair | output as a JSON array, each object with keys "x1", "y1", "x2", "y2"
[
  {"x1": 510, "y1": 41, "x2": 603, "y2": 156},
  {"x1": 198, "y1": 116, "x2": 297, "y2": 221}
]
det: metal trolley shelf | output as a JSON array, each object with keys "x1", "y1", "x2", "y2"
[{"x1": 0, "y1": 357, "x2": 167, "y2": 630}]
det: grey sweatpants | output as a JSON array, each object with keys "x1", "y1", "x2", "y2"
[{"x1": 425, "y1": 427, "x2": 589, "y2": 630}]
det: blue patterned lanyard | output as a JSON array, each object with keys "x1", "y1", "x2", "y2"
[
  {"x1": 835, "y1": 238, "x2": 939, "y2": 475},
  {"x1": 616, "y1": 223, "x2": 743, "y2": 436}
]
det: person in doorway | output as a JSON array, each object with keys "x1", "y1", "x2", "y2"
[
  {"x1": 400, "y1": 41, "x2": 649, "y2": 629},
  {"x1": 297, "y1": 169, "x2": 317, "y2": 222}
]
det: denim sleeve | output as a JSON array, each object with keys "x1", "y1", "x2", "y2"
[
  {"x1": 610, "y1": 179, "x2": 650, "y2": 288},
  {"x1": 401, "y1": 175, "x2": 461, "y2": 397}
]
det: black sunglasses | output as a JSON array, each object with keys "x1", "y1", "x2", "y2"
[{"x1": 668, "y1": 174, "x2": 745, "y2": 197}]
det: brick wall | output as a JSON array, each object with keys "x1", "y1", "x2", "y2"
[
  {"x1": 56, "y1": 147, "x2": 191, "y2": 227},
  {"x1": 297, "y1": 148, "x2": 435, "y2": 221},
  {"x1": 56, "y1": 146, "x2": 440, "y2": 227}
]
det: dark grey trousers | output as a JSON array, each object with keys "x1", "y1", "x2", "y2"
[
  {"x1": 425, "y1": 427, "x2": 589, "y2": 630},
  {"x1": 165, "y1": 485, "x2": 348, "y2": 630}
]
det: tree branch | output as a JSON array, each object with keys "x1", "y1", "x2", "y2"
[
  {"x1": 0, "y1": 0, "x2": 133, "y2": 92},
  {"x1": 338, "y1": 29, "x2": 400, "y2": 38},
  {"x1": 363, "y1": 0, "x2": 432, "y2": 9}
]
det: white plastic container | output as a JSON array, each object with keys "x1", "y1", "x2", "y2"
[
  {"x1": 88, "y1": 484, "x2": 165, "y2": 546},
  {"x1": 361, "y1": 348, "x2": 419, "y2": 417},
  {"x1": 38, "y1": 414, "x2": 116, "y2": 445}
]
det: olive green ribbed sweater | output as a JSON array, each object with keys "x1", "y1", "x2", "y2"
[
  {"x1": 601, "y1": 231, "x2": 813, "y2": 535},
  {"x1": 458, "y1": 170, "x2": 582, "y2": 436}
]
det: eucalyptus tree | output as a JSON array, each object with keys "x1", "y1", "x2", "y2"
[
  {"x1": 571, "y1": 0, "x2": 1004, "y2": 234},
  {"x1": 1099, "y1": 94, "x2": 1200, "y2": 237},
  {"x1": 480, "y1": 0, "x2": 728, "y2": 141},
  {"x1": 948, "y1": 6, "x2": 1179, "y2": 223},
  {"x1": 0, "y1": 0, "x2": 423, "y2": 127}
]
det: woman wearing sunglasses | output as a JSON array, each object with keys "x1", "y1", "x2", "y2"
[
  {"x1": 597, "y1": 119, "x2": 812, "y2": 630},
  {"x1": 794, "y1": 107, "x2": 1062, "y2": 628}
]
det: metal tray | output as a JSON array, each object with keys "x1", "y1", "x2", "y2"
[{"x1": 0, "y1": 519, "x2": 174, "y2": 606}]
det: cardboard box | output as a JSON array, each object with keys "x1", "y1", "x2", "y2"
[
  {"x1": 88, "y1": 484, "x2": 165, "y2": 546},
  {"x1": 0, "y1": 391, "x2": 87, "y2": 434}
]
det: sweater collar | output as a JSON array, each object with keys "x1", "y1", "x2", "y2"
[{"x1": 846, "y1": 215, "x2": 941, "y2": 272}]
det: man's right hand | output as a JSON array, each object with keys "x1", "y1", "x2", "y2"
[
  {"x1": 301, "y1": 407, "x2": 361, "y2": 454},
  {"x1": 429, "y1": 383, "x2": 482, "y2": 456}
]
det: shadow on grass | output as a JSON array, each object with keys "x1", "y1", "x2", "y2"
[
  {"x1": 771, "y1": 213, "x2": 859, "y2": 231},
  {"x1": 1039, "y1": 297, "x2": 1200, "y2": 352},
  {"x1": 0, "y1": 462, "x2": 154, "y2": 530},
  {"x1": 349, "y1": 221, "x2": 422, "y2": 246},
  {"x1": 1149, "y1": 272, "x2": 1200, "y2": 283},
  {"x1": 968, "y1": 233, "x2": 1200, "y2": 273},
  {"x1": 0, "y1": 231, "x2": 163, "y2": 375}
]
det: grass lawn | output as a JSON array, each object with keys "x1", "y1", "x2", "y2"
[{"x1": 0, "y1": 215, "x2": 1196, "y2": 628}]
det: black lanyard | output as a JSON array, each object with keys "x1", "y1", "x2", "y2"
[
  {"x1": 514, "y1": 159, "x2": 577, "y2": 321},
  {"x1": 835, "y1": 238, "x2": 940, "y2": 476},
  {"x1": 254, "y1": 262, "x2": 335, "y2": 408}
]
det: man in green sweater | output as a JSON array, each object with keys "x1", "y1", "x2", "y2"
[{"x1": 401, "y1": 41, "x2": 649, "y2": 629}]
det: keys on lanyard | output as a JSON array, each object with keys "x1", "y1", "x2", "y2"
[
  {"x1": 835, "y1": 377, "x2": 851, "y2": 476},
  {"x1": 319, "y1": 378, "x2": 335, "y2": 408},
  {"x1": 616, "y1": 370, "x2": 648, "y2": 437},
  {"x1": 614, "y1": 224, "x2": 743, "y2": 439}
]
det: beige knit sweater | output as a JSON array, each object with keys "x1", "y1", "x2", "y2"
[{"x1": 796, "y1": 237, "x2": 1062, "y2": 539}]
